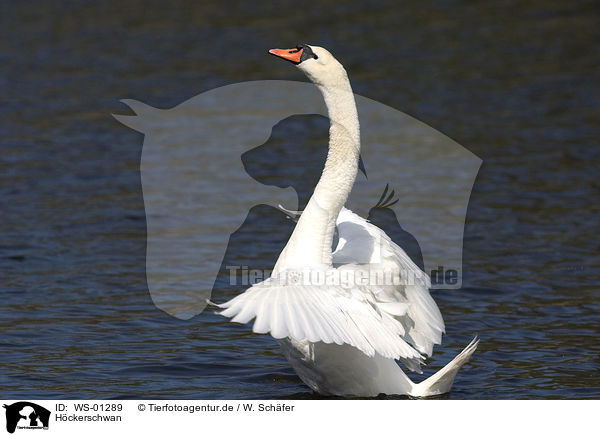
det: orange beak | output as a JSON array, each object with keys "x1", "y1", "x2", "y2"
[{"x1": 268, "y1": 47, "x2": 304, "y2": 64}]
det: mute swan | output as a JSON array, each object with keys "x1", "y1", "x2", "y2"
[{"x1": 218, "y1": 44, "x2": 478, "y2": 397}]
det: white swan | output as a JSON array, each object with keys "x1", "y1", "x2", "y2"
[{"x1": 218, "y1": 44, "x2": 478, "y2": 397}]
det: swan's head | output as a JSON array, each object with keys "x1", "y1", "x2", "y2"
[{"x1": 269, "y1": 44, "x2": 348, "y2": 88}]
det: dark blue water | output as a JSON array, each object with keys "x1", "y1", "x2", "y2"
[{"x1": 1, "y1": 0, "x2": 599, "y2": 399}]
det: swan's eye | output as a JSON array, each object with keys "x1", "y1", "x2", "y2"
[{"x1": 299, "y1": 45, "x2": 319, "y2": 62}]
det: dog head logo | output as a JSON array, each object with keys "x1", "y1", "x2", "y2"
[
  {"x1": 3, "y1": 402, "x2": 50, "y2": 434},
  {"x1": 114, "y1": 80, "x2": 481, "y2": 319}
]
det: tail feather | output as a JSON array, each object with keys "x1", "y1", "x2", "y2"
[{"x1": 410, "y1": 337, "x2": 479, "y2": 397}]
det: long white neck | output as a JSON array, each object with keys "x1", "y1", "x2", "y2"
[{"x1": 274, "y1": 74, "x2": 360, "y2": 271}]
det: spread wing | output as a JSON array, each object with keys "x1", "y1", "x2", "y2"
[
  {"x1": 218, "y1": 273, "x2": 424, "y2": 365},
  {"x1": 333, "y1": 207, "x2": 444, "y2": 359},
  {"x1": 218, "y1": 206, "x2": 444, "y2": 372}
]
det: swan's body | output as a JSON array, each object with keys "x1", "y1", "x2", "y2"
[{"x1": 218, "y1": 44, "x2": 477, "y2": 397}]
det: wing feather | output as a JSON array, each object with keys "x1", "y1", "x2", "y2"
[
  {"x1": 219, "y1": 206, "x2": 443, "y2": 371},
  {"x1": 218, "y1": 277, "x2": 422, "y2": 362},
  {"x1": 333, "y1": 207, "x2": 445, "y2": 362}
]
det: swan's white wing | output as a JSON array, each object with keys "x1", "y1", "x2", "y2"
[
  {"x1": 218, "y1": 275, "x2": 424, "y2": 363},
  {"x1": 218, "y1": 206, "x2": 443, "y2": 371},
  {"x1": 333, "y1": 207, "x2": 445, "y2": 359}
]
